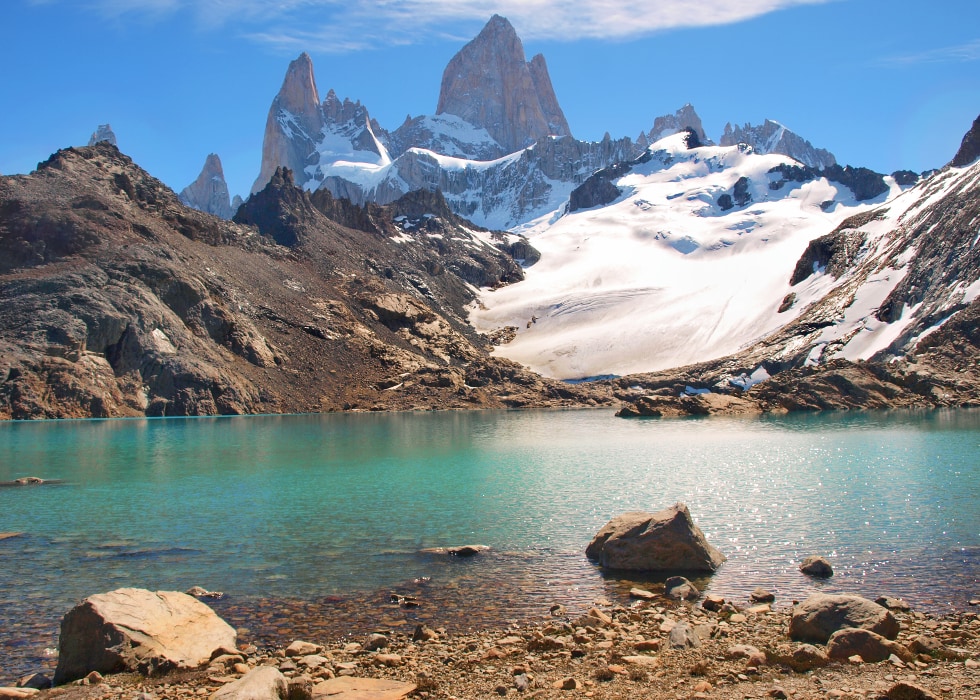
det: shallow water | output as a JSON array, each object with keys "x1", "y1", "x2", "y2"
[{"x1": 0, "y1": 408, "x2": 978, "y2": 680}]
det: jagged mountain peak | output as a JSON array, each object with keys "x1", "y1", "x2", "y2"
[
  {"x1": 87, "y1": 124, "x2": 117, "y2": 147},
  {"x1": 179, "y1": 152, "x2": 237, "y2": 220},
  {"x1": 278, "y1": 52, "x2": 321, "y2": 120},
  {"x1": 435, "y1": 14, "x2": 571, "y2": 153},
  {"x1": 648, "y1": 104, "x2": 710, "y2": 145},
  {"x1": 720, "y1": 119, "x2": 836, "y2": 170},
  {"x1": 951, "y1": 113, "x2": 980, "y2": 167}
]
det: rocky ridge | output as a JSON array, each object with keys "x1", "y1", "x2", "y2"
[
  {"x1": 0, "y1": 142, "x2": 606, "y2": 419},
  {"x1": 721, "y1": 119, "x2": 837, "y2": 170}
]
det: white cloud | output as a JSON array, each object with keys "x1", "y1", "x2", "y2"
[
  {"x1": 882, "y1": 39, "x2": 980, "y2": 66},
  {"x1": 61, "y1": 0, "x2": 838, "y2": 49}
]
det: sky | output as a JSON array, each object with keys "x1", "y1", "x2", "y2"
[{"x1": 1, "y1": 0, "x2": 978, "y2": 202}]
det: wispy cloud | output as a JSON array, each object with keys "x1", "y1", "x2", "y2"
[
  {"x1": 49, "y1": 0, "x2": 837, "y2": 50},
  {"x1": 881, "y1": 39, "x2": 980, "y2": 66}
]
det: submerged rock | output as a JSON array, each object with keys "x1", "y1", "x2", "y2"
[
  {"x1": 799, "y1": 555, "x2": 834, "y2": 577},
  {"x1": 585, "y1": 503, "x2": 725, "y2": 572}
]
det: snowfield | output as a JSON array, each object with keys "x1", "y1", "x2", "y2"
[{"x1": 470, "y1": 133, "x2": 894, "y2": 379}]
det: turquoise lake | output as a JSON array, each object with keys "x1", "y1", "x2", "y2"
[{"x1": 0, "y1": 408, "x2": 978, "y2": 680}]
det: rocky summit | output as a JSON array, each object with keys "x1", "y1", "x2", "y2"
[
  {"x1": 436, "y1": 14, "x2": 571, "y2": 154},
  {"x1": 179, "y1": 153, "x2": 237, "y2": 220}
]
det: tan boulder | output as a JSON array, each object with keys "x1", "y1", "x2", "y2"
[
  {"x1": 788, "y1": 593, "x2": 899, "y2": 644},
  {"x1": 54, "y1": 588, "x2": 236, "y2": 684}
]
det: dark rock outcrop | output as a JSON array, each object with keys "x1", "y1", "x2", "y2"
[{"x1": 951, "y1": 114, "x2": 980, "y2": 167}]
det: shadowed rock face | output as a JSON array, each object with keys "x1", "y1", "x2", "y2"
[
  {"x1": 951, "y1": 113, "x2": 980, "y2": 167},
  {"x1": 436, "y1": 15, "x2": 571, "y2": 153}
]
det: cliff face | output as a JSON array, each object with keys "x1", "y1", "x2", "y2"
[
  {"x1": 435, "y1": 15, "x2": 571, "y2": 153},
  {"x1": 0, "y1": 143, "x2": 600, "y2": 420}
]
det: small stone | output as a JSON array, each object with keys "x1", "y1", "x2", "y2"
[
  {"x1": 233, "y1": 663, "x2": 250, "y2": 675},
  {"x1": 634, "y1": 639, "x2": 660, "y2": 652},
  {"x1": 746, "y1": 603, "x2": 771, "y2": 614},
  {"x1": 374, "y1": 654, "x2": 402, "y2": 667},
  {"x1": 554, "y1": 677, "x2": 579, "y2": 690},
  {"x1": 693, "y1": 680, "x2": 712, "y2": 692},
  {"x1": 751, "y1": 588, "x2": 776, "y2": 603},
  {"x1": 621, "y1": 655, "x2": 660, "y2": 668},
  {"x1": 769, "y1": 688, "x2": 788, "y2": 699},
  {"x1": 285, "y1": 641, "x2": 322, "y2": 657},
  {"x1": 726, "y1": 645, "x2": 760, "y2": 659},
  {"x1": 412, "y1": 624, "x2": 439, "y2": 642},
  {"x1": 702, "y1": 594, "x2": 725, "y2": 611},
  {"x1": 729, "y1": 613, "x2": 747, "y2": 623},
  {"x1": 746, "y1": 651, "x2": 767, "y2": 668},
  {"x1": 629, "y1": 587, "x2": 656, "y2": 600},
  {"x1": 514, "y1": 674, "x2": 529, "y2": 692},
  {"x1": 800, "y1": 555, "x2": 834, "y2": 577},
  {"x1": 364, "y1": 633, "x2": 388, "y2": 652},
  {"x1": 550, "y1": 604, "x2": 567, "y2": 616},
  {"x1": 669, "y1": 622, "x2": 700, "y2": 649},
  {"x1": 85, "y1": 671, "x2": 104, "y2": 685},
  {"x1": 849, "y1": 654, "x2": 864, "y2": 664},
  {"x1": 587, "y1": 607, "x2": 612, "y2": 625},
  {"x1": 965, "y1": 658, "x2": 979, "y2": 669}
]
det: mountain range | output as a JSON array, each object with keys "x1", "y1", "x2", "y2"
[{"x1": 1, "y1": 16, "x2": 978, "y2": 419}]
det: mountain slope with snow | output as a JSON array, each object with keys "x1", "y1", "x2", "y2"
[{"x1": 470, "y1": 132, "x2": 897, "y2": 379}]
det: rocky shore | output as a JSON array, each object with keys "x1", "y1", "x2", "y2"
[{"x1": 10, "y1": 588, "x2": 979, "y2": 700}]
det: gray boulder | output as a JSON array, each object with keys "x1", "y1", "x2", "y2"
[
  {"x1": 585, "y1": 503, "x2": 725, "y2": 572},
  {"x1": 54, "y1": 588, "x2": 237, "y2": 684},
  {"x1": 788, "y1": 593, "x2": 899, "y2": 644},
  {"x1": 211, "y1": 667, "x2": 288, "y2": 700}
]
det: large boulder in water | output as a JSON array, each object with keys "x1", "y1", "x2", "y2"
[
  {"x1": 585, "y1": 503, "x2": 726, "y2": 572},
  {"x1": 54, "y1": 587, "x2": 237, "y2": 684},
  {"x1": 788, "y1": 593, "x2": 899, "y2": 644}
]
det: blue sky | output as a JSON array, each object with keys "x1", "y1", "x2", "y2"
[{"x1": 1, "y1": 0, "x2": 978, "y2": 201}]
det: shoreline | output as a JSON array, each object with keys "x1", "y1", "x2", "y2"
[{"x1": 18, "y1": 586, "x2": 980, "y2": 700}]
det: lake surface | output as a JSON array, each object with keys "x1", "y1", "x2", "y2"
[{"x1": 1, "y1": 408, "x2": 978, "y2": 680}]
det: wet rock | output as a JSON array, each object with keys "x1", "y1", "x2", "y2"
[
  {"x1": 827, "y1": 628, "x2": 913, "y2": 663},
  {"x1": 629, "y1": 587, "x2": 657, "y2": 600},
  {"x1": 876, "y1": 596, "x2": 911, "y2": 611},
  {"x1": 13, "y1": 676, "x2": 49, "y2": 691},
  {"x1": 412, "y1": 624, "x2": 439, "y2": 642},
  {"x1": 799, "y1": 555, "x2": 834, "y2": 577},
  {"x1": 585, "y1": 502, "x2": 726, "y2": 571},
  {"x1": 419, "y1": 545, "x2": 489, "y2": 557},
  {"x1": 665, "y1": 576, "x2": 700, "y2": 600},
  {"x1": 789, "y1": 593, "x2": 899, "y2": 643},
  {"x1": 187, "y1": 586, "x2": 224, "y2": 599},
  {"x1": 54, "y1": 587, "x2": 237, "y2": 684},
  {"x1": 750, "y1": 588, "x2": 776, "y2": 603},
  {"x1": 211, "y1": 667, "x2": 288, "y2": 700}
]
